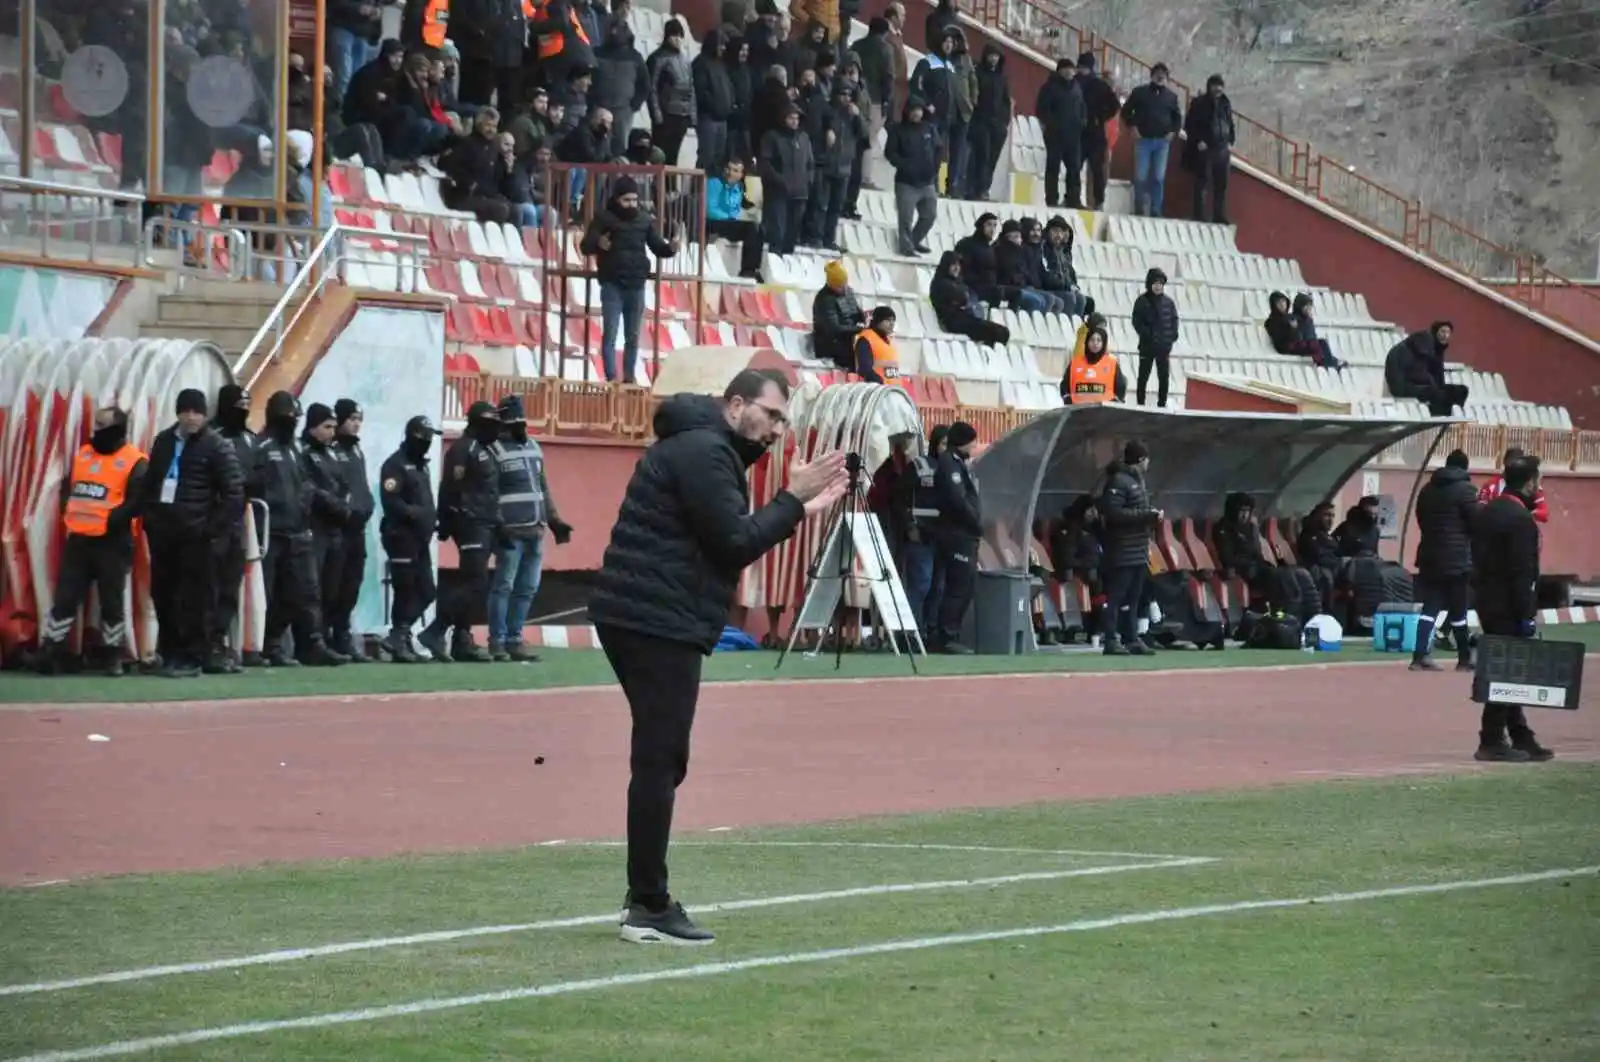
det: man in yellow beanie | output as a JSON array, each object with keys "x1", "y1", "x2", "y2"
[{"x1": 812, "y1": 259, "x2": 866, "y2": 370}]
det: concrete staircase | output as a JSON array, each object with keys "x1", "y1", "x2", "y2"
[{"x1": 136, "y1": 280, "x2": 291, "y2": 370}]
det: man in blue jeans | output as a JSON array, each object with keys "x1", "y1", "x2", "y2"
[
  {"x1": 486, "y1": 395, "x2": 574, "y2": 661},
  {"x1": 1118, "y1": 62, "x2": 1183, "y2": 217},
  {"x1": 578, "y1": 175, "x2": 679, "y2": 382}
]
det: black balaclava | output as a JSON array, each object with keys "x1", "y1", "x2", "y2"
[
  {"x1": 265, "y1": 390, "x2": 301, "y2": 444},
  {"x1": 467, "y1": 401, "x2": 500, "y2": 444},
  {"x1": 498, "y1": 394, "x2": 529, "y2": 443},
  {"x1": 402, "y1": 416, "x2": 439, "y2": 462},
  {"x1": 91, "y1": 410, "x2": 129, "y2": 455},
  {"x1": 216, "y1": 384, "x2": 250, "y2": 434}
]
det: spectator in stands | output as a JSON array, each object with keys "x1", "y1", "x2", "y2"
[
  {"x1": 923, "y1": 0, "x2": 960, "y2": 51},
  {"x1": 579, "y1": 175, "x2": 679, "y2": 383},
  {"x1": 728, "y1": 36, "x2": 756, "y2": 166},
  {"x1": 885, "y1": 3, "x2": 909, "y2": 109},
  {"x1": 813, "y1": 38, "x2": 842, "y2": 98},
  {"x1": 1120, "y1": 63, "x2": 1183, "y2": 217},
  {"x1": 929, "y1": 252, "x2": 1010, "y2": 345},
  {"x1": 529, "y1": 0, "x2": 595, "y2": 91},
  {"x1": 287, "y1": 52, "x2": 317, "y2": 134},
  {"x1": 1182, "y1": 74, "x2": 1234, "y2": 225},
  {"x1": 1296, "y1": 501, "x2": 1343, "y2": 607},
  {"x1": 1211, "y1": 492, "x2": 1273, "y2": 605},
  {"x1": 909, "y1": 29, "x2": 960, "y2": 155},
  {"x1": 943, "y1": 31, "x2": 977, "y2": 198},
  {"x1": 995, "y1": 220, "x2": 1063, "y2": 314},
  {"x1": 1335, "y1": 495, "x2": 1381, "y2": 558},
  {"x1": 954, "y1": 213, "x2": 1011, "y2": 307},
  {"x1": 832, "y1": 59, "x2": 871, "y2": 216},
  {"x1": 591, "y1": 16, "x2": 649, "y2": 159},
  {"x1": 501, "y1": 134, "x2": 550, "y2": 228},
  {"x1": 694, "y1": 28, "x2": 738, "y2": 171},
  {"x1": 344, "y1": 40, "x2": 405, "y2": 130},
  {"x1": 1036, "y1": 58, "x2": 1086, "y2": 209},
  {"x1": 705, "y1": 158, "x2": 765, "y2": 280},
  {"x1": 886, "y1": 98, "x2": 941, "y2": 255},
  {"x1": 1264, "y1": 291, "x2": 1298, "y2": 354},
  {"x1": 855, "y1": 307, "x2": 902, "y2": 384},
  {"x1": 750, "y1": 65, "x2": 793, "y2": 158},
  {"x1": 556, "y1": 105, "x2": 613, "y2": 212},
  {"x1": 1478, "y1": 447, "x2": 1550, "y2": 524},
  {"x1": 452, "y1": 0, "x2": 527, "y2": 110},
  {"x1": 570, "y1": 0, "x2": 605, "y2": 50},
  {"x1": 1131, "y1": 267, "x2": 1179, "y2": 407},
  {"x1": 329, "y1": 0, "x2": 393, "y2": 100},
  {"x1": 506, "y1": 87, "x2": 557, "y2": 155},
  {"x1": 378, "y1": 51, "x2": 456, "y2": 161},
  {"x1": 812, "y1": 261, "x2": 866, "y2": 369},
  {"x1": 758, "y1": 103, "x2": 814, "y2": 255},
  {"x1": 1061, "y1": 325, "x2": 1126, "y2": 404},
  {"x1": 440, "y1": 108, "x2": 515, "y2": 225},
  {"x1": 808, "y1": 81, "x2": 866, "y2": 249},
  {"x1": 745, "y1": 0, "x2": 786, "y2": 73},
  {"x1": 966, "y1": 44, "x2": 1011, "y2": 200},
  {"x1": 1075, "y1": 53, "x2": 1120, "y2": 210},
  {"x1": 797, "y1": 18, "x2": 835, "y2": 73},
  {"x1": 550, "y1": 65, "x2": 593, "y2": 141},
  {"x1": 852, "y1": 17, "x2": 896, "y2": 134},
  {"x1": 433, "y1": 49, "x2": 477, "y2": 119},
  {"x1": 647, "y1": 19, "x2": 696, "y2": 169},
  {"x1": 1384, "y1": 321, "x2": 1469, "y2": 417},
  {"x1": 1265, "y1": 292, "x2": 1342, "y2": 369},
  {"x1": 1036, "y1": 217, "x2": 1092, "y2": 317}
]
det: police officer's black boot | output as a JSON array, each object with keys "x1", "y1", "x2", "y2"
[
  {"x1": 300, "y1": 638, "x2": 348, "y2": 667},
  {"x1": 240, "y1": 650, "x2": 267, "y2": 667},
  {"x1": 382, "y1": 629, "x2": 420, "y2": 663},
  {"x1": 417, "y1": 622, "x2": 452, "y2": 663},
  {"x1": 335, "y1": 630, "x2": 369, "y2": 663},
  {"x1": 203, "y1": 638, "x2": 240, "y2": 675},
  {"x1": 1102, "y1": 634, "x2": 1129, "y2": 656},
  {"x1": 452, "y1": 631, "x2": 491, "y2": 663}
]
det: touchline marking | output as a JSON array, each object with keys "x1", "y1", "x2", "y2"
[
  {"x1": 544, "y1": 839, "x2": 1203, "y2": 861},
  {"x1": 10, "y1": 866, "x2": 1593, "y2": 1062},
  {"x1": 0, "y1": 857, "x2": 1213, "y2": 998}
]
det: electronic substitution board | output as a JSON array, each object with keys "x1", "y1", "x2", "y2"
[{"x1": 1471, "y1": 634, "x2": 1585, "y2": 710}]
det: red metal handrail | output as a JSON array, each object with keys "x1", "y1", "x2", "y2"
[{"x1": 965, "y1": 0, "x2": 1600, "y2": 338}]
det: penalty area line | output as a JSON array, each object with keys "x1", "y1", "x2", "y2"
[
  {"x1": 0, "y1": 856, "x2": 1215, "y2": 998},
  {"x1": 10, "y1": 865, "x2": 1595, "y2": 1062}
]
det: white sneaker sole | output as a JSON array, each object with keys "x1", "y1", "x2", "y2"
[{"x1": 618, "y1": 922, "x2": 716, "y2": 946}]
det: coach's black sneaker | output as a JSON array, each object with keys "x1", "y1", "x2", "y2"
[{"x1": 619, "y1": 901, "x2": 715, "y2": 946}]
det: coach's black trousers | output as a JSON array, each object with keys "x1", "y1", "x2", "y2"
[
  {"x1": 597, "y1": 622, "x2": 704, "y2": 911},
  {"x1": 1414, "y1": 572, "x2": 1471, "y2": 665}
]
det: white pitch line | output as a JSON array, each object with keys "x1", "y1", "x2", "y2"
[
  {"x1": 543, "y1": 840, "x2": 1202, "y2": 861},
  {"x1": 10, "y1": 866, "x2": 1593, "y2": 1062},
  {"x1": 0, "y1": 857, "x2": 1214, "y2": 998}
]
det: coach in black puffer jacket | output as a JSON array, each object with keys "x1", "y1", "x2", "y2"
[
  {"x1": 140, "y1": 390, "x2": 245, "y2": 541},
  {"x1": 1413, "y1": 450, "x2": 1478, "y2": 578},
  {"x1": 1097, "y1": 453, "x2": 1161, "y2": 569},
  {"x1": 588, "y1": 389, "x2": 805, "y2": 653}
]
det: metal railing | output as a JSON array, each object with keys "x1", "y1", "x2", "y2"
[
  {"x1": 233, "y1": 222, "x2": 431, "y2": 388},
  {"x1": 0, "y1": 176, "x2": 146, "y2": 267},
  {"x1": 962, "y1": 0, "x2": 1600, "y2": 339}
]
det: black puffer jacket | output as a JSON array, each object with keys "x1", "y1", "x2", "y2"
[
  {"x1": 1131, "y1": 268, "x2": 1180, "y2": 356},
  {"x1": 140, "y1": 425, "x2": 244, "y2": 539},
  {"x1": 579, "y1": 199, "x2": 675, "y2": 289},
  {"x1": 1413, "y1": 464, "x2": 1478, "y2": 577},
  {"x1": 1096, "y1": 461, "x2": 1159, "y2": 568},
  {"x1": 589, "y1": 395, "x2": 806, "y2": 653},
  {"x1": 1472, "y1": 492, "x2": 1540, "y2": 627}
]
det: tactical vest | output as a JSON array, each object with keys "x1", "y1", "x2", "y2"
[
  {"x1": 492, "y1": 438, "x2": 547, "y2": 529},
  {"x1": 909, "y1": 454, "x2": 940, "y2": 528}
]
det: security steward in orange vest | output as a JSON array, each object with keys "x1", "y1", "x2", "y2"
[
  {"x1": 529, "y1": 0, "x2": 594, "y2": 90},
  {"x1": 38, "y1": 408, "x2": 149, "y2": 676},
  {"x1": 1060, "y1": 325, "x2": 1128, "y2": 404},
  {"x1": 853, "y1": 306, "x2": 903, "y2": 386}
]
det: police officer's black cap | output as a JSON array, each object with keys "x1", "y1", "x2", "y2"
[
  {"x1": 466, "y1": 400, "x2": 497, "y2": 421},
  {"x1": 265, "y1": 390, "x2": 301, "y2": 420},
  {"x1": 406, "y1": 415, "x2": 443, "y2": 437},
  {"x1": 497, "y1": 394, "x2": 527, "y2": 422}
]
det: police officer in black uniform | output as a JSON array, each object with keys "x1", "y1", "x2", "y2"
[
  {"x1": 301, "y1": 403, "x2": 355, "y2": 654},
  {"x1": 256, "y1": 391, "x2": 346, "y2": 667},
  {"x1": 378, "y1": 415, "x2": 442, "y2": 662},
  {"x1": 900, "y1": 433, "x2": 942, "y2": 636},
  {"x1": 330, "y1": 398, "x2": 375, "y2": 660},
  {"x1": 1409, "y1": 448, "x2": 1479, "y2": 672},
  {"x1": 212, "y1": 383, "x2": 260, "y2": 670},
  {"x1": 421, "y1": 401, "x2": 501, "y2": 663},
  {"x1": 929, "y1": 420, "x2": 982, "y2": 654},
  {"x1": 1470, "y1": 455, "x2": 1554, "y2": 763}
]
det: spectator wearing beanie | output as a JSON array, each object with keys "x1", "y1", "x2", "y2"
[
  {"x1": 646, "y1": 19, "x2": 696, "y2": 169},
  {"x1": 757, "y1": 101, "x2": 814, "y2": 255},
  {"x1": 1097, "y1": 439, "x2": 1161, "y2": 656},
  {"x1": 1036, "y1": 57, "x2": 1086, "y2": 209},
  {"x1": 1130, "y1": 267, "x2": 1179, "y2": 407},
  {"x1": 693, "y1": 27, "x2": 738, "y2": 171},
  {"x1": 579, "y1": 174, "x2": 680, "y2": 382},
  {"x1": 1075, "y1": 52, "x2": 1121, "y2": 210},
  {"x1": 452, "y1": 0, "x2": 528, "y2": 111},
  {"x1": 591, "y1": 15, "x2": 650, "y2": 159},
  {"x1": 854, "y1": 305, "x2": 901, "y2": 384},
  {"x1": 885, "y1": 96, "x2": 940, "y2": 256},
  {"x1": 812, "y1": 259, "x2": 865, "y2": 369},
  {"x1": 966, "y1": 43, "x2": 1011, "y2": 199}
]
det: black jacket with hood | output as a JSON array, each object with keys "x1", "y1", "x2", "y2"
[
  {"x1": 590, "y1": 21, "x2": 650, "y2": 120},
  {"x1": 1097, "y1": 460, "x2": 1160, "y2": 568},
  {"x1": 928, "y1": 251, "x2": 977, "y2": 331},
  {"x1": 1035, "y1": 69, "x2": 1085, "y2": 145},
  {"x1": 1472, "y1": 491, "x2": 1540, "y2": 626},
  {"x1": 1413, "y1": 463, "x2": 1478, "y2": 578},
  {"x1": 954, "y1": 218, "x2": 1005, "y2": 303},
  {"x1": 1130, "y1": 268, "x2": 1180, "y2": 356},
  {"x1": 758, "y1": 110, "x2": 815, "y2": 198},
  {"x1": 884, "y1": 99, "x2": 941, "y2": 187},
  {"x1": 1211, "y1": 493, "x2": 1268, "y2": 582},
  {"x1": 692, "y1": 28, "x2": 736, "y2": 121},
  {"x1": 588, "y1": 394, "x2": 806, "y2": 652},
  {"x1": 972, "y1": 45, "x2": 1012, "y2": 127},
  {"x1": 1264, "y1": 291, "x2": 1297, "y2": 354},
  {"x1": 1384, "y1": 322, "x2": 1451, "y2": 398}
]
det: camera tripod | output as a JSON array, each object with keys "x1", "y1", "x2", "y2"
[{"x1": 775, "y1": 451, "x2": 924, "y2": 673}]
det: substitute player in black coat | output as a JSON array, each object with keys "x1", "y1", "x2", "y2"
[
  {"x1": 589, "y1": 369, "x2": 846, "y2": 945},
  {"x1": 1410, "y1": 449, "x2": 1479, "y2": 672},
  {"x1": 378, "y1": 415, "x2": 442, "y2": 663},
  {"x1": 1470, "y1": 456, "x2": 1553, "y2": 762}
]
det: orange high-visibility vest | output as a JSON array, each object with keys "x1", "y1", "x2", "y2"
[
  {"x1": 1067, "y1": 351, "x2": 1118, "y2": 403},
  {"x1": 522, "y1": 0, "x2": 535, "y2": 16},
  {"x1": 536, "y1": 1, "x2": 590, "y2": 59},
  {"x1": 855, "y1": 327, "x2": 903, "y2": 385},
  {"x1": 63, "y1": 442, "x2": 145, "y2": 537},
  {"x1": 421, "y1": 0, "x2": 450, "y2": 49}
]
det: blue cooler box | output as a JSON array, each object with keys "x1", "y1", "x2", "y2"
[{"x1": 1372, "y1": 603, "x2": 1424, "y2": 653}]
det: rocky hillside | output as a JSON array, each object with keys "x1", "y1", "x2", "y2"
[{"x1": 1062, "y1": 0, "x2": 1600, "y2": 279}]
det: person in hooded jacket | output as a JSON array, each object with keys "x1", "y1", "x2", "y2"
[
  {"x1": 646, "y1": 19, "x2": 696, "y2": 167},
  {"x1": 300, "y1": 404, "x2": 357, "y2": 655},
  {"x1": 1060, "y1": 325, "x2": 1126, "y2": 403},
  {"x1": 1296, "y1": 502, "x2": 1343, "y2": 608},
  {"x1": 1211, "y1": 491, "x2": 1273, "y2": 604},
  {"x1": 580, "y1": 175, "x2": 679, "y2": 382},
  {"x1": 1469, "y1": 455, "x2": 1553, "y2": 762},
  {"x1": 693, "y1": 27, "x2": 737, "y2": 171},
  {"x1": 590, "y1": 16, "x2": 650, "y2": 158},
  {"x1": 804, "y1": 80, "x2": 865, "y2": 248},
  {"x1": 1130, "y1": 267, "x2": 1179, "y2": 407},
  {"x1": 994, "y1": 219, "x2": 1062, "y2": 314},
  {"x1": 953, "y1": 213, "x2": 1013, "y2": 306},
  {"x1": 451, "y1": 0, "x2": 527, "y2": 110},
  {"x1": 378, "y1": 415, "x2": 442, "y2": 663},
  {"x1": 1334, "y1": 495, "x2": 1381, "y2": 558},
  {"x1": 1075, "y1": 53, "x2": 1121, "y2": 209},
  {"x1": 923, "y1": 0, "x2": 960, "y2": 55},
  {"x1": 1384, "y1": 321, "x2": 1469, "y2": 417},
  {"x1": 328, "y1": 399, "x2": 375, "y2": 660},
  {"x1": 928, "y1": 251, "x2": 1010, "y2": 345},
  {"x1": 942, "y1": 30, "x2": 977, "y2": 197},
  {"x1": 1409, "y1": 449, "x2": 1479, "y2": 672},
  {"x1": 591, "y1": 369, "x2": 848, "y2": 945},
  {"x1": 423, "y1": 400, "x2": 503, "y2": 663},
  {"x1": 211, "y1": 383, "x2": 261, "y2": 670},
  {"x1": 38, "y1": 407, "x2": 148, "y2": 677},
  {"x1": 758, "y1": 103, "x2": 814, "y2": 255},
  {"x1": 850, "y1": 16, "x2": 896, "y2": 127},
  {"x1": 1097, "y1": 440, "x2": 1163, "y2": 656},
  {"x1": 885, "y1": 97, "x2": 940, "y2": 255},
  {"x1": 727, "y1": 34, "x2": 755, "y2": 166},
  {"x1": 965, "y1": 44, "x2": 1011, "y2": 199},
  {"x1": 908, "y1": 27, "x2": 959, "y2": 143},
  {"x1": 1036, "y1": 58, "x2": 1086, "y2": 208},
  {"x1": 1182, "y1": 74, "x2": 1234, "y2": 224},
  {"x1": 255, "y1": 392, "x2": 346, "y2": 668}
]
